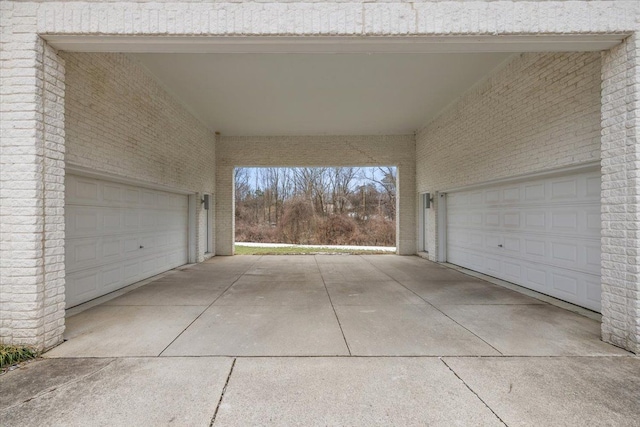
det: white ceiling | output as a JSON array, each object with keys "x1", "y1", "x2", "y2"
[{"x1": 132, "y1": 52, "x2": 511, "y2": 136}]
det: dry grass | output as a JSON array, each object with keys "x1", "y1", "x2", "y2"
[
  {"x1": 0, "y1": 345, "x2": 38, "y2": 370},
  {"x1": 234, "y1": 245, "x2": 390, "y2": 255}
]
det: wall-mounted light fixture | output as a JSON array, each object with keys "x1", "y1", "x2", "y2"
[
  {"x1": 424, "y1": 193, "x2": 434, "y2": 209},
  {"x1": 201, "y1": 194, "x2": 210, "y2": 210}
]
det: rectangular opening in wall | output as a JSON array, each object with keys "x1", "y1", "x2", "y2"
[{"x1": 234, "y1": 167, "x2": 397, "y2": 255}]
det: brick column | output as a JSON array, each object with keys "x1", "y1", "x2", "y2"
[
  {"x1": 601, "y1": 34, "x2": 640, "y2": 354},
  {"x1": 215, "y1": 164, "x2": 234, "y2": 256},
  {"x1": 0, "y1": 3, "x2": 66, "y2": 350},
  {"x1": 396, "y1": 164, "x2": 416, "y2": 255}
]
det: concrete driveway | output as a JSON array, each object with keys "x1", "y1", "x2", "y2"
[{"x1": 1, "y1": 255, "x2": 638, "y2": 426}]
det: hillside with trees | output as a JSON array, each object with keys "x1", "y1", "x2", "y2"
[{"x1": 235, "y1": 167, "x2": 396, "y2": 247}]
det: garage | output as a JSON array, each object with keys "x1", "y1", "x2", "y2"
[
  {"x1": 446, "y1": 167, "x2": 601, "y2": 312},
  {"x1": 65, "y1": 174, "x2": 189, "y2": 307}
]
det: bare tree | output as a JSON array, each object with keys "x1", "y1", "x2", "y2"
[
  {"x1": 234, "y1": 167, "x2": 251, "y2": 202},
  {"x1": 328, "y1": 167, "x2": 359, "y2": 214},
  {"x1": 361, "y1": 167, "x2": 396, "y2": 218},
  {"x1": 293, "y1": 167, "x2": 329, "y2": 215},
  {"x1": 234, "y1": 166, "x2": 397, "y2": 246}
]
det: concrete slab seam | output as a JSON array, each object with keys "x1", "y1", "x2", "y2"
[
  {"x1": 439, "y1": 357, "x2": 508, "y2": 427},
  {"x1": 210, "y1": 358, "x2": 236, "y2": 427},
  {"x1": 359, "y1": 256, "x2": 504, "y2": 356},
  {"x1": 0, "y1": 359, "x2": 117, "y2": 414},
  {"x1": 157, "y1": 256, "x2": 264, "y2": 357},
  {"x1": 314, "y1": 255, "x2": 353, "y2": 356}
]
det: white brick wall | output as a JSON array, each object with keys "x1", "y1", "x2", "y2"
[
  {"x1": 63, "y1": 52, "x2": 217, "y2": 262},
  {"x1": 27, "y1": 1, "x2": 639, "y2": 37},
  {"x1": 416, "y1": 52, "x2": 602, "y2": 259},
  {"x1": 601, "y1": 36, "x2": 640, "y2": 354},
  {"x1": 216, "y1": 135, "x2": 416, "y2": 255},
  {"x1": 1, "y1": 0, "x2": 639, "y2": 353},
  {"x1": 1, "y1": 5, "x2": 66, "y2": 349}
]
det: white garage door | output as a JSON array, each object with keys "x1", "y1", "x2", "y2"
[
  {"x1": 446, "y1": 169, "x2": 601, "y2": 312},
  {"x1": 65, "y1": 174, "x2": 189, "y2": 307}
]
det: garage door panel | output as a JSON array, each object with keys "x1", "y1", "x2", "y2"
[
  {"x1": 485, "y1": 257, "x2": 502, "y2": 275},
  {"x1": 124, "y1": 209, "x2": 140, "y2": 229},
  {"x1": 586, "y1": 210, "x2": 600, "y2": 232},
  {"x1": 503, "y1": 236, "x2": 520, "y2": 253},
  {"x1": 585, "y1": 245, "x2": 600, "y2": 270},
  {"x1": 524, "y1": 239, "x2": 546, "y2": 258},
  {"x1": 484, "y1": 234, "x2": 500, "y2": 249},
  {"x1": 123, "y1": 261, "x2": 141, "y2": 281},
  {"x1": 551, "y1": 272, "x2": 578, "y2": 297},
  {"x1": 503, "y1": 261, "x2": 522, "y2": 282},
  {"x1": 585, "y1": 277, "x2": 602, "y2": 307},
  {"x1": 503, "y1": 212, "x2": 520, "y2": 227},
  {"x1": 524, "y1": 266, "x2": 547, "y2": 290},
  {"x1": 447, "y1": 169, "x2": 601, "y2": 312},
  {"x1": 466, "y1": 212, "x2": 480, "y2": 225},
  {"x1": 140, "y1": 209, "x2": 156, "y2": 228},
  {"x1": 550, "y1": 179, "x2": 578, "y2": 200},
  {"x1": 551, "y1": 241, "x2": 578, "y2": 264},
  {"x1": 142, "y1": 190, "x2": 157, "y2": 206},
  {"x1": 67, "y1": 176, "x2": 100, "y2": 204},
  {"x1": 67, "y1": 238, "x2": 100, "y2": 266},
  {"x1": 485, "y1": 212, "x2": 500, "y2": 226},
  {"x1": 586, "y1": 176, "x2": 600, "y2": 197},
  {"x1": 125, "y1": 189, "x2": 139, "y2": 204},
  {"x1": 525, "y1": 183, "x2": 545, "y2": 201},
  {"x1": 102, "y1": 239, "x2": 120, "y2": 259},
  {"x1": 524, "y1": 211, "x2": 546, "y2": 229},
  {"x1": 103, "y1": 208, "x2": 122, "y2": 231},
  {"x1": 103, "y1": 265, "x2": 124, "y2": 288},
  {"x1": 66, "y1": 208, "x2": 99, "y2": 237},
  {"x1": 67, "y1": 270, "x2": 100, "y2": 305},
  {"x1": 66, "y1": 175, "x2": 189, "y2": 307},
  {"x1": 103, "y1": 183, "x2": 123, "y2": 202},
  {"x1": 503, "y1": 186, "x2": 520, "y2": 202},
  {"x1": 485, "y1": 189, "x2": 500, "y2": 203},
  {"x1": 469, "y1": 233, "x2": 482, "y2": 248}
]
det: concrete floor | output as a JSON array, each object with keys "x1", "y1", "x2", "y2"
[{"x1": 1, "y1": 255, "x2": 638, "y2": 426}]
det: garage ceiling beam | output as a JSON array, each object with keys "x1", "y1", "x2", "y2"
[{"x1": 45, "y1": 35, "x2": 625, "y2": 54}]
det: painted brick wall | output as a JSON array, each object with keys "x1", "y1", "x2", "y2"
[
  {"x1": 62, "y1": 52, "x2": 216, "y2": 262},
  {"x1": 28, "y1": 1, "x2": 639, "y2": 37},
  {"x1": 0, "y1": 5, "x2": 66, "y2": 349},
  {"x1": 2, "y1": 0, "x2": 639, "y2": 353},
  {"x1": 216, "y1": 135, "x2": 416, "y2": 255},
  {"x1": 416, "y1": 52, "x2": 602, "y2": 259},
  {"x1": 601, "y1": 36, "x2": 640, "y2": 354}
]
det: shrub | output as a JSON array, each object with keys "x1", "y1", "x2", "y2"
[
  {"x1": 279, "y1": 198, "x2": 316, "y2": 244},
  {"x1": 316, "y1": 215, "x2": 357, "y2": 245}
]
